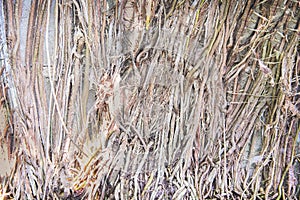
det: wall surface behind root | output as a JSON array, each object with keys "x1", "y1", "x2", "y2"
[
  {"x1": 0, "y1": 86, "x2": 13, "y2": 180},
  {"x1": 0, "y1": 0, "x2": 299, "y2": 199}
]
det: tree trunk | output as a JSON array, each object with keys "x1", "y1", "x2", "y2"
[{"x1": 0, "y1": 0, "x2": 299, "y2": 199}]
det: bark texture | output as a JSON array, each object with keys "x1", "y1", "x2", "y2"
[{"x1": 0, "y1": 0, "x2": 299, "y2": 199}]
